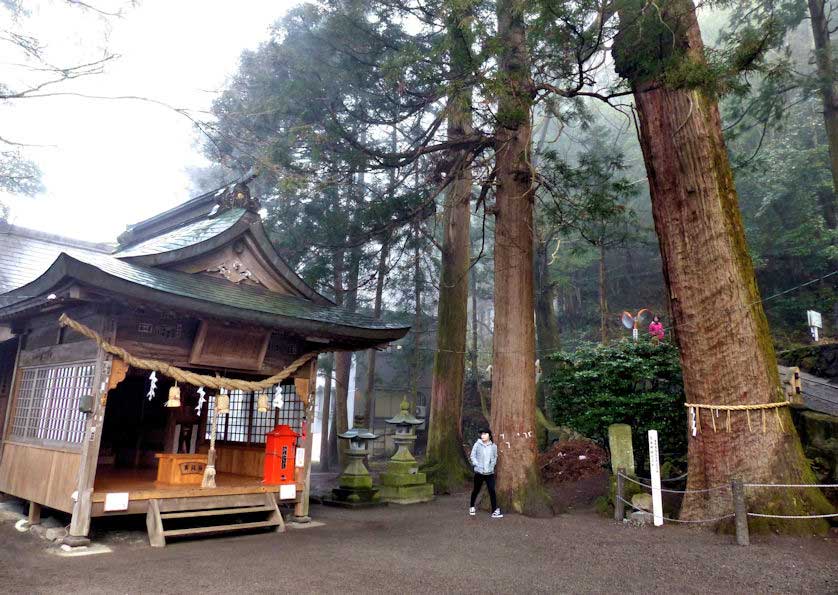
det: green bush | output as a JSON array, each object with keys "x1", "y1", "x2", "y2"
[{"x1": 546, "y1": 339, "x2": 687, "y2": 469}]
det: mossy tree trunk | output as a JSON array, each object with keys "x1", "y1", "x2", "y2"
[
  {"x1": 614, "y1": 0, "x2": 832, "y2": 532},
  {"x1": 423, "y1": 8, "x2": 475, "y2": 492},
  {"x1": 491, "y1": 0, "x2": 552, "y2": 516},
  {"x1": 808, "y1": 0, "x2": 838, "y2": 229}
]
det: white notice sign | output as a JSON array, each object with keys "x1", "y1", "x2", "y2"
[
  {"x1": 295, "y1": 448, "x2": 305, "y2": 467},
  {"x1": 647, "y1": 430, "x2": 664, "y2": 527},
  {"x1": 279, "y1": 484, "x2": 297, "y2": 500},
  {"x1": 103, "y1": 492, "x2": 129, "y2": 512}
]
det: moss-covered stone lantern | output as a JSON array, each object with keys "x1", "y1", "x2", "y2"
[
  {"x1": 329, "y1": 428, "x2": 381, "y2": 507},
  {"x1": 379, "y1": 398, "x2": 434, "y2": 504}
]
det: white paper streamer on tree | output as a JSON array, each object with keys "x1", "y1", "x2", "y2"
[
  {"x1": 146, "y1": 371, "x2": 158, "y2": 401},
  {"x1": 195, "y1": 386, "x2": 206, "y2": 414}
]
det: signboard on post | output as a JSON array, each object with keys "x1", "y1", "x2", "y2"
[
  {"x1": 807, "y1": 310, "x2": 822, "y2": 342},
  {"x1": 647, "y1": 430, "x2": 664, "y2": 527}
]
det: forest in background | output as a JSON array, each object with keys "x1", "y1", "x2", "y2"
[{"x1": 189, "y1": 7, "x2": 836, "y2": 357}]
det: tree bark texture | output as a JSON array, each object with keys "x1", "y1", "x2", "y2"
[
  {"x1": 423, "y1": 47, "x2": 474, "y2": 490},
  {"x1": 617, "y1": 0, "x2": 831, "y2": 531},
  {"x1": 808, "y1": 0, "x2": 838, "y2": 229},
  {"x1": 490, "y1": 0, "x2": 552, "y2": 516}
]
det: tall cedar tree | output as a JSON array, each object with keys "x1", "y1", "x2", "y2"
[
  {"x1": 422, "y1": 1, "x2": 477, "y2": 493},
  {"x1": 613, "y1": 0, "x2": 833, "y2": 532},
  {"x1": 490, "y1": 0, "x2": 553, "y2": 516}
]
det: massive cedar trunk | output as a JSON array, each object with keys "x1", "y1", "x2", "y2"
[
  {"x1": 614, "y1": 0, "x2": 832, "y2": 532},
  {"x1": 319, "y1": 354, "x2": 334, "y2": 470},
  {"x1": 363, "y1": 236, "x2": 389, "y2": 431},
  {"x1": 423, "y1": 26, "x2": 474, "y2": 489},
  {"x1": 808, "y1": 0, "x2": 838, "y2": 229},
  {"x1": 490, "y1": 0, "x2": 552, "y2": 516}
]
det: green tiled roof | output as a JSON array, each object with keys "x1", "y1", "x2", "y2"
[
  {"x1": 115, "y1": 208, "x2": 247, "y2": 257},
  {"x1": 0, "y1": 251, "x2": 408, "y2": 335}
]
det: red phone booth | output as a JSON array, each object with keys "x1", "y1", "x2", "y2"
[{"x1": 263, "y1": 424, "x2": 299, "y2": 485}]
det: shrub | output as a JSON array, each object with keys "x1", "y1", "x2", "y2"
[{"x1": 546, "y1": 339, "x2": 687, "y2": 470}]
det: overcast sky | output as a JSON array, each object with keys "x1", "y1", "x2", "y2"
[{"x1": 1, "y1": 1, "x2": 295, "y2": 242}]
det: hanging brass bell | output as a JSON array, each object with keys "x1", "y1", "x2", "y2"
[
  {"x1": 216, "y1": 390, "x2": 230, "y2": 415},
  {"x1": 164, "y1": 383, "x2": 181, "y2": 408},
  {"x1": 256, "y1": 392, "x2": 269, "y2": 413}
]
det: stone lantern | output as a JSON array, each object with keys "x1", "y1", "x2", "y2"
[
  {"x1": 379, "y1": 398, "x2": 434, "y2": 504},
  {"x1": 329, "y1": 428, "x2": 381, "y2": 506}
]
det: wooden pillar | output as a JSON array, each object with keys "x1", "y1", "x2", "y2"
[
  {"x1": 294, "y1": 358, "x2": 318, "y2": 520},
  {"x1": 28, "y1": 501, "x2": 41, "y2": 525},
  {"x1": 68, "y1": 317, "x2": 115, "y2": 542},
  {"x1": 0, "y1": 338, "x2": 23, "y2": 466}
]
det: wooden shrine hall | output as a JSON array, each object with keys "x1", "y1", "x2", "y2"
[{"x1": 0, "y1": 180, "x2": 409, "y2": 546}]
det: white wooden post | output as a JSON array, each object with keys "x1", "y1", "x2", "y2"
[{"x1": 647, "y1": 430, "x2": 663, "y2": 526}]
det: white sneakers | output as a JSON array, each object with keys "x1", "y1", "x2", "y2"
[{"x1": 469, "y1": 506, "x2": 503, "y2": 518}]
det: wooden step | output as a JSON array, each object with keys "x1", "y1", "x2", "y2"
[
  {"x1": 163, "y1": 519, "x2": 280, "y2": 538},
  {"x1": 146, "y1": 494, "x2": 285, "y2": 547},
  {"x1": 161, "y1": 506, "x2": 273, "y2": 520}
]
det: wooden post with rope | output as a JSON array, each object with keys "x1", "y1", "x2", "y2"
[
  {"x1": 615, "y1": 468, "x2": 626, "y2": 522},
  {"x1": 732, "y1": 478, "x2": 749, "y2": 546}
]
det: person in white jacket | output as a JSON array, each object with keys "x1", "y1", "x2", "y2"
[{"x1": 469, "y1": 428, "x2": 502, "y2": 518}]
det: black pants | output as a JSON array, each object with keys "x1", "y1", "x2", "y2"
[{"x1": 470, "y1": 473, "x2": 497, "y2": 510}]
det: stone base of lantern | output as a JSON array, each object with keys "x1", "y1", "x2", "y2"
[
  {"x1": 378, "y1": 482, "x2": 434, "y2": 505},
  {"x1": 322, "y1": 486, "x2": 384, "y2": 509},
  {"x1": 379, "y1": 461, "x2": 434, "y2": 505}
]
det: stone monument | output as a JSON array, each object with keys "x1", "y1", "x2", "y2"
[{"x1": 608, "y1": 423, "x2": 635, "y2": 476}]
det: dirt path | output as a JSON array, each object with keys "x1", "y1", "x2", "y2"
[{"x1": 0, "y1": 496, "x2": 835, "y2": 594}]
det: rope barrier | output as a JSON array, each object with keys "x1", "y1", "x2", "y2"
[
  {"x1": 59, "y1": 313, "x2": 320, "y2": 393},
  {"x1": 618, "y1": 472, "x2": 729, "y2": 494},
  {"x1": 745, "y1": 483, "x2": 838, "y2": 489},
  {"x1": 617, "y1": 496, "x2": 735, "y2": 524},
  {"x1": 747, "y1": 512, "x2": 838, "y2": 519}
]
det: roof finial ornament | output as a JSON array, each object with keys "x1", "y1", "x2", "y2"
[{"x1": 212, "y1": 179, "x2": 260, "y2": 216}]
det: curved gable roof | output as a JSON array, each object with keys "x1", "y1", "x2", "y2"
[{"x1": 0, "y1": 252, "x2": 409, "y2": 345}]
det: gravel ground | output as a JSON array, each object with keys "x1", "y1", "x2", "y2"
[{"x1": 0, "y1": 495, "x2": 836, "y2": 594}]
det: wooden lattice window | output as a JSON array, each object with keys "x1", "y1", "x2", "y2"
[
  {"x1": 205, "y1": 384, "x2": 302, "y2": 445},
  {"x1": 9, "y1": 362, "x2": 96, "y2": 446}
]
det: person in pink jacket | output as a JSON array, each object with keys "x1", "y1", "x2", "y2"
[{"x1": 648, "y1": 316, "x2": 665, "y2": 342}]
